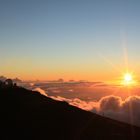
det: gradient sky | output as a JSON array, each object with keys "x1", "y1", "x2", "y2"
[{"x1": 1, "y1": 0, "x2": 140, "y2": 81}]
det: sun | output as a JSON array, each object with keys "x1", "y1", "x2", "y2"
[
  {"x1": 124, "y1": 73, "x2": 132, "y2": 82},
  {"x1": 121, "y1": 72, "x2": 136, "y2": 86}
]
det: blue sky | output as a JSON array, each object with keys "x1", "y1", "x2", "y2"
[{"x1": 0, "y1": 0, "x2": 140, "y2": 81}]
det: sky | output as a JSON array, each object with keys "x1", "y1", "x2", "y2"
[{"x1": 1, "y1": 0, "x2": 140, "y2": 81}]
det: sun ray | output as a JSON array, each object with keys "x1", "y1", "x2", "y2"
[
  {"x1": 123, "y1": 44, "x2": 129, "y2": 70},
  {"x1": 98, "y1": 53, "x2": 122, "y2": 73}
]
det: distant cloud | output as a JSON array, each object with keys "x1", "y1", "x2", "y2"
[{"x1": 30, "y1": 83, "x2": 35, "y2": 86}]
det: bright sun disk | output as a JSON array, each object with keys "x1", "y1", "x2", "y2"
[
  {"x1": 121, "y1": 72, "x2": 136, "y2": 86},
  {"x1": 124, "y1": 73, "x2": 132, "y2": 82}
]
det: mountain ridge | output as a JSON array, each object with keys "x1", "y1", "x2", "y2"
[{"x1": 0, "y1": 86, "x2": 140, "y2": 140}]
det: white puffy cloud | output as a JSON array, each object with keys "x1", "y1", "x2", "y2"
[
  {"x1": 99, "y1": 95, "x2": 122, "y2": 112},
  {"x1": 97, "y1": 95, "x2": 140, "y2": 126}
]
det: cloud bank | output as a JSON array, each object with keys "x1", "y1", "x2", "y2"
[
  {"x1": 34, "y1": 88, "x2": 140, "y2": 126},
  {"x1": 97, "y1": 95, "x2": 140, "y2": 126}
]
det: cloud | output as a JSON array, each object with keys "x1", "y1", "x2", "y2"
[
  {"x1": 49, "y1": 96, "x2": 99, "y2": 111},
  {"x1": 121, "y1": 96, "x2": 140, "y2": 125},
  {"x1": 99, "y1": 95, "x2": 122, "y2": 112},
  {"x1": 30, "y1": 83, "x2": 35, "y2": 86},
  {"x1": 52, "y1": 95, "x2": 140, "y2": 126},
  {"x1": 34, "y1": 88, "x2": 48, "y2": 96},
  {"x1": 35, "y1": 87, "x2": 140, "y2": 126},
  {"x1": 97, "y1": 95, "x2": 140, "y2": 126},
  {"x1": 69, "y1": 98, "x2": 99, "y2": 111}
]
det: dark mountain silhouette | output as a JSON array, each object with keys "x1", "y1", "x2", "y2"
[{"x1": 0, "y1": 86, "x2": 140, "y2": 140}]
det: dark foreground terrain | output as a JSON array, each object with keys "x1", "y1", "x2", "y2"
[{"x1": 0, "y1": 86, "x2": 140, "y2": 140}]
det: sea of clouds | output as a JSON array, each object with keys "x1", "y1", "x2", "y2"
[{"x1": 34, "y1": 87, "x2": 140, "y2": 127}]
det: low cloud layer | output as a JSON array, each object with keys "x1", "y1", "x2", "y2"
[
  {"x1": 34, "y1": 88, "x2": 48, "y2": 96},
  {"x1": 34, "y1": 88, "x2": 140, "y2": 126}
]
